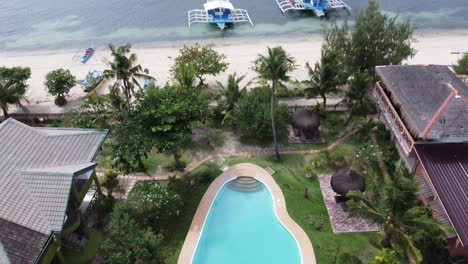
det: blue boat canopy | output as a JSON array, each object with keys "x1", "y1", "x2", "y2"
[
  {"x1": 276, "y1": 0, "x2": 351, "y2": 17},
  {"x1": 188, "y1": 0, "x2": 253, "y2": 30}
]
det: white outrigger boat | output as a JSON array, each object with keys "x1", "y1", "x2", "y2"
[
  {"x1": 188, "y1": 0, "x2": 253, "y2": 30},
  {"x1": 276, "y1": 0, "x2": 351, "y2": 17}
]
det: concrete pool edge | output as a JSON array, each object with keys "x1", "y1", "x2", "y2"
[{"x1": 177, "y1": 163, "x2": 316, "y2": 264}]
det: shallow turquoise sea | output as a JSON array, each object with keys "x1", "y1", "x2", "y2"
[
  {"x1": 0, "y1": 0, "x2": 467, "y2": 50},
  {"x1": 193, "y1": 181, "x2": 301, "y2": 264}
]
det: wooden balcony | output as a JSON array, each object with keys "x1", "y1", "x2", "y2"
[{"x1": 373, "y1": 82, "x2": 415, "y2": 156}]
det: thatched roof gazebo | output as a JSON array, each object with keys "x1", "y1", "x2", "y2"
[
  {"x1": 330, "y1": 169, "x2": 365, "y2": 196},
  {"x1": 290, "y1": 109, "x2": 320, "y2": 140}
]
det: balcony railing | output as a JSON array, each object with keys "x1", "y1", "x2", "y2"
[{"x1": 373, "y1": 82, "x2": 415, "y2": 156}]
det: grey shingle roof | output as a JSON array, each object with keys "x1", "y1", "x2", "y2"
[
  {"x1": 0, "y1": 218, "x2": 49, "y2": 264},
  {"x1": 376, "y1": 65, "x2": 468, "y2": 141},
  {"x1": 0, "y1": 118, "x2": 107, "y2": 263}
]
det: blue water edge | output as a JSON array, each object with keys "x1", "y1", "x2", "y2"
[{"x1": 193, "y1": 180, "x2": 301, "y2": 264}]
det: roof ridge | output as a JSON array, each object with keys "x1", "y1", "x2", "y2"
[
  {"x1": 20, "y1": 162, "x2": 97, "y2": 176},
  {"x1": 421, "y1": 91, "x2": 455, "y2": 139},
  {"x1": 21, "y1": 172, "x2": 74, "y2": 233},
  {"x1": 15, "y1": 173, "x2": 54, "y2": 234}
]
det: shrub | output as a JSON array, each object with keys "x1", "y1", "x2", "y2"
[
  {"x1": 454, "y1": 54, "x2": 468, "y2": 75},
  {"x1": 44, "y1": 68, "x2": 76, "y2": 106},
  {"x1": 337, "y1": 252, "x2": 363, "y2": 264},
  {"x1": 192, "y1": 163, "x2": 222, "y2": 184},
  {"x1": 167, "y1": 176, "x2": 191, "y2": 197},
  {"x1": 232, "y1": 87, "x2": 289, "y2": 143},
  {"x1": 126, "y1": 182, "x2": 183, "y2": 234},
  {"x1": 101, "y1": 212, "x2": 163, "y2": 264},
  {"x1": 102, "y1": 170, "x2": 119, "y2": 196},
  {"x1": 371, "y1": 249, "x2": 400, "y2": 264}
]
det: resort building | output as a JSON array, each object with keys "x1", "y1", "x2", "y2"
[
  {"x1": 0, "y1": 118, "x2": 108, "y2": 264},
  {"x1": 373, "y1": 64, "x2": 468, "y2": 258}
]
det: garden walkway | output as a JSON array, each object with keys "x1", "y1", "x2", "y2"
[{"x1": 119, "y1": 128, "x2": 359, "y2": 198}]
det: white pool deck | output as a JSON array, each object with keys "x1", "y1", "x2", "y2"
[{"x1": 177, "y1": 163, "x2": 316, "y2": 264}]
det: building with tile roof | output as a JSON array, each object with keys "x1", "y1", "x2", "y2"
[
  {"x1": 373, "y1": 65, "x2": 468, "y2": 258},
  {"x1": 0, "y1": 118, "x2": 108, "y2": 264}
]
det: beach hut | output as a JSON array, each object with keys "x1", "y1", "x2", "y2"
[
  {"x1": 276, "y1": 0, "x2": 351, "y2": 17},
  {"x1": 330, "y1": 169, "x2": 365, "y2": 197},
  {"x1": 188, "y1": 0, "x2": 253, "y2": 30},
  {"x1": 290, "y1": 108, "x2": 320, "y2": 140}
]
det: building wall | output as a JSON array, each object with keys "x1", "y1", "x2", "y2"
[
  {"x1": 447, "y1": 237, "x2": 468, "y2": 258},
  {"x1": 377, "y1": 113, "x2": 417, "y2": 171}
]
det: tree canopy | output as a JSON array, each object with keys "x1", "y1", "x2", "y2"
[
  {"x1": 125, "y1": 182, "x2": 183, "y2": 233},
  {"x1": 101, "y1": 211, "x2": 163, "y2": 264},
  {"x1": 0, "y1": 67, "x2": 30, "y2": 118},
  {"x1": 44, "y1": 68, "x2": 76, "y2": 106},
  {"x1": 323, "y1": 0, "x2": 415, "y2": 75},
  {"x1": 172, "y1": 43, "x2": 228, "y2": 86},
  {"x1": 347, "y1": 163, "x2": 444, "y2": 263},
  {"x1": 454, "y1": 54, "x2": 468, "y2": 75},
  {"x1": 110, "y1": 114, "x2": 152, "y2": 174},
  {"x1": 304, "y1": 50, "x2": 343, "y2": 117},
  {"x1": 0, "y1": 66, "x2": 31, "y2": 86},
  {"x1": 253, "y1": 46, "x2": 295, "y2": 159},
  {"x1": 232, "y1": 87, "x2": 289, "y2": 143},
  {"x1": 103, "y1": 43, "x2": 153, "y2": 111},
  {"x1": 342, "y1": 71, "x2": 375, "y2": 123},
  {"x1": 216, "y1": 73, "x2": 246, "y2": 123},
  {"x1": 135, "y1": 86, "x2": 210, "y2": 169}
]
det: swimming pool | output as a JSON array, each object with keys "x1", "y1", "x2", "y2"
[{"x1": 192, "y1": 178, "x2": 301, "y2": 264}]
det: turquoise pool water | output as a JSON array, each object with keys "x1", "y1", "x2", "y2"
[{"x1": 193, "y1": 179, "x2": 301, "y2": 264}]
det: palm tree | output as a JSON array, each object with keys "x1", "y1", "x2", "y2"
[
  {"x1": 342, "y1": 71, "x2": 374, "y2": 125},
  {"x1": 346, "y1": 163, "x2": 444, "y2": 263},
  {"x1": 103, "y1": 44, "x2": 153, "y2": 111},
  {"x1": 254, "y1": 47, "x2": 295, "y2": 159},
  {"x1": 216, "y1": 73, "x2": 246, "y2": 122},
  {"x1": 304, "y1": 50, "x2": 343, "y2": 118},
  {"x1": 0, "y1": 80, "x2": 28, "y2": 119},
  {"x1": 174, "y1": 63, "x2": 197, "y2": 88}
]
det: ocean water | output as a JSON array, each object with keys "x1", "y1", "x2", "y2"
[
  {"x1": 0, "y1": 0, "x2": 467, "y2": 50},
  {"x1": 193, "y1": 180, "x2": 301, "y2": 264}
]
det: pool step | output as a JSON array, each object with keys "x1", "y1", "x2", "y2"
[{"x1": 228, "y1": 177, "x2": 262, "y2": 192}]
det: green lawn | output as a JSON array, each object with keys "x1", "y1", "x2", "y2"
[{"x1": 162, "y1": 149, "x2": 382, "y2": 264}]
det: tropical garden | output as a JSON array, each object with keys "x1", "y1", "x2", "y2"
[{"x1": 1, "y1": 1, "x2": 467, "y2": 264}]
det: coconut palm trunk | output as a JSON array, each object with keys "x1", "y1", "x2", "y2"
[
  {"x1": 270, "y1": 80, "x2": 280, "y2": 160},
  {"x1": 123, "y1": 79, "x2": 132, "y2": 111},
  {"x1": 320, "y1": 92, "x2": 327, "y2": 117},
  {"x1": 2, "y1": 107, "x2": 9, "y2": 119}
]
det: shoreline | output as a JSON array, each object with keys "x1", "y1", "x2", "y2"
[{"x1": 1, "y1": 30, "x2": 468, "y2": 115}]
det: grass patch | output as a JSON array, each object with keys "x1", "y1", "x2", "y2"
[
  {"x1": 61, "y1": 228, "x2": 104, "y2": 264},
  {"x1": 162, "y1": 151, "x2": 382, "y2": 264}
]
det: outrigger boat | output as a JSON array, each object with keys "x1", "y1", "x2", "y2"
[
  {"x1": 188, "y1": 0, "x2": 253, "y2": 30},
  {"x1": 276, "y1": 0, "x2": 351, "y2": 17},
  {"x1": 81, "y1": 48, "x2": 94, "y2": 64}
]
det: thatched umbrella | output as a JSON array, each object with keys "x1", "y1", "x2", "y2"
[
  {"x1": 290, "y1": 109, "x2": 320, "y2": 139},
  {"x1": 330, "y1": 169, "x2": 365, "y2": 196}
]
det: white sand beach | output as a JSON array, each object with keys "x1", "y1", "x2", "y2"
[{"x1": 1, "y1": 31, "x2": 468, "y2": 114}]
